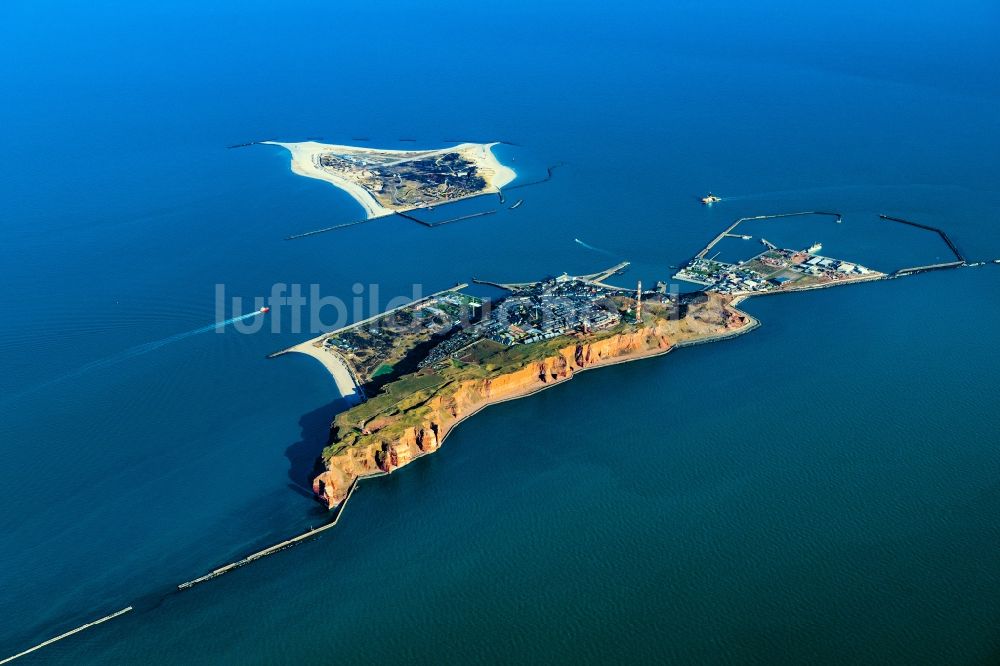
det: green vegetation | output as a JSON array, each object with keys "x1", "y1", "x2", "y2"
[
  {"x1": 372, "y1": 363, "x2": 394, "y2": 377},
  {"x1": 323, "y1": 317, "x2": 643, "y2": 462},
  {"x1": 457, "y1": 339, "x2": 507, "y2": 364}
]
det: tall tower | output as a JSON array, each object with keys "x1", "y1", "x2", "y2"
[{"x1": 635, "y1": 280, "x2": 642, "y2": 323}]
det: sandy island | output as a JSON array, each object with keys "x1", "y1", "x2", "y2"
[{"x1": 263, "y1": 140, "x2": 516, "y2": 219}]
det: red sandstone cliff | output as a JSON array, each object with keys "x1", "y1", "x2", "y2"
[{"x1": 313, "y1": 302, "x2": 751, "y2": 509}]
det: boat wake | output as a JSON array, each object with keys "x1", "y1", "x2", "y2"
[
  {"x1": 574, "y1": 238, "x2": 618, "y2": 257},
  {"x1": 5, "y1": 310, "x2": 267, "y2": 404}
]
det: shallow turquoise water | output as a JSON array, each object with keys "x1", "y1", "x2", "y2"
[{"x1": 2, "y1": 1, "x2": 999, "y2": 663}]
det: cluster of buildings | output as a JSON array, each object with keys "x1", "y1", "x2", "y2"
[
  {"x1": 420, "y1": 276, "x2": 624, "y2": 368},
  {"x1": 322, "y1": 292, "x2": 483, "y2": 378},
  {"x1": 676, "y1": 247, "x2": 877, "y2": 296},
  {"x1": 794, "y1": 255, "x2": 873, "y2": 277},
  {"x1": 704, "y1": 264, "x2": 773, "y2": 295},
  {"x1": 319, "y1": 150, "x2": 486, "y2": 207}
]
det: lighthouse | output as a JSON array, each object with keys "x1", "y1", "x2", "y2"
[{"x1": 635, "y1": 280, "x2": 642, "y2": 323}]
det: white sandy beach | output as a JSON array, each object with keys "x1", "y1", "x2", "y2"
[
  {"x1": 263, "y1": 140, "x2": 516, "y2": 219},
  {"x1": 289, "y1": 342, "x2": 364, "y2": 405},
  {"x1": 478, "y1": 142, "x2": 517, "y2": 190},
  {"x1": 262, "y1": 141, "x2": 390, "y2": 219}
]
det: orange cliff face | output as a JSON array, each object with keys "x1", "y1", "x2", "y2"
[{"x1": 312, "y1": 295, "x2": 753, "y2": 509}]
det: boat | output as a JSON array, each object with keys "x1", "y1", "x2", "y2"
[
  {"x1": 700, "y1": 194, "x2": 722, "y2": 205},
  {"x1": 509, "y1": 199, "x2": 524, "y2": 210},
  {"x1": 807, "y1": 243, "x2": 822, "y2": 254},
  {"x1": 259, "y1": 306, "x2": 270, "y2": 314}
]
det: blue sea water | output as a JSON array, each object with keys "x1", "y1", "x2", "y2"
[{"x1": 1, "y1": 0, "x2": 1000, "y2": 663}]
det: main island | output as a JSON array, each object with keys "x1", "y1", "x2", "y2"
[{"x1": 278, "y1": 215, "x2": 883, "y2": 510}]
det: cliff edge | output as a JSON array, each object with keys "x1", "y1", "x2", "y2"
[{"x1": 312, "y1": 293, "x2": 753, "y2": 509}]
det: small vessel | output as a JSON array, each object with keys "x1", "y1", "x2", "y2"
[
  {"x1": 509, "y1": 199, "x2": 524, "y2": 210},
  {"x1": 701, "y1": 193, "x2": 722, "y2": 205},
  {"x1": 807, "y1": 242, "x2": 822, "y2": 254},
  {"x1": 259, "y1": 306, "x2": 271, "y2": 314}
]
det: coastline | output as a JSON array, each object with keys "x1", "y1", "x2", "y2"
[
  {"x1": 262, "y1": 141, "x2": 390, "y2": 219},
  {"x1": 478, "y1": 142, "x2": 517, "y2": 191},
  {"x1": 429, "y1": 306, "x2": 760, "y2": 449}
]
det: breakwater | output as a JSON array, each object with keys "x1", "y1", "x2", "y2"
[
  {"x1": 177, "y1": 479, "x2": 361, "y2": 591},
  {"x1": 506, "y1": 162, "x2": 564, "y2": 191},
  {"x1": 694, "y1": 211, "x2": 842, "y2": 260},
  {"x1": 422, "y1": 210, "x2": 496, "y2": 227},
  {"x1": 284, "y1": 217, "x2": 377, "y2": 240},
  {"x1": 879, "y1": 214, "x2": 966, "y2": 274},
  {"x1": 1, "y1": 607, "x2": 133, "y2": 664}
]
